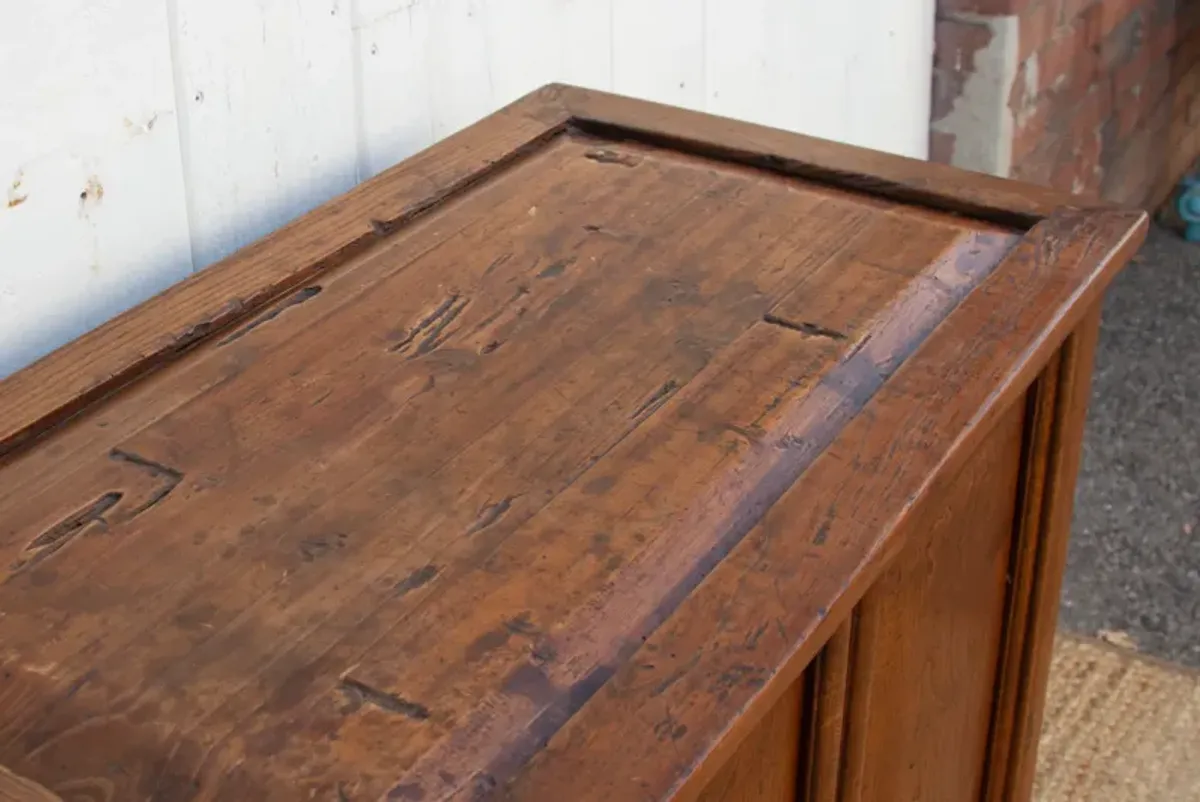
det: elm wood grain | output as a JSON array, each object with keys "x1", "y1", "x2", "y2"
[
  {"x1": 837, "y1": 401, "x2": 1025, "y2": 801},
  {"x1": 0, "y1": 85, "x2": 1146, "y2": 802},
  {"x1": 0, "y1": 132, "x2": 1014, "y2": 800},
  {"x1": 503, "y1": 211, "x2": 1144, "y2": 802},
  {"x1": 983, "y1": 309, "x2": 1104, "y2": 802},
  {"x1": 0, "y1": 767, "x2": 58, "y2": 802}
]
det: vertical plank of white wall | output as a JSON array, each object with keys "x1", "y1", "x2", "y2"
[
  {"x1": 422, "y1": 0, "x2": 497, "y2": 142},
  {"x1": 707, "y1": 2, "x2": 852, "y2": 145},
  {"x1": 841, "y1": 0, "x2": 936, "y2": 159},
  {"x1": 0, "y1": 0, "x2": 192, "y2": 377},
  {"x1": 703, "y1": 0, "x2": 773, "y2": 125},
  {"x1": 354, "y1": 0, "x2": 435, "y2": 179},
  {"x1": 170, "y1": 0, "x2": 359, "y2": 270},
  {"x1": 612, "y1": 0, "x2": 705, "y2": 111},
  {"x1": 355, "y1": 0, "x2": 614, "y2": 181},
  {"x1": 481, "y1": 0, "x2": 612, "y2": 106},
  {"x1": 707, "y1": 0, "x2": 932, "y2": 160}
]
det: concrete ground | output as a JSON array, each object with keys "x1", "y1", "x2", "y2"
[{"x1": 1061, "y1": 224, "x2": 1200, "y2": 668}]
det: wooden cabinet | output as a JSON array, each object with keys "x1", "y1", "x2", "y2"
[{"x1": 0, "y1": 86, "x2": 1145, "y2": 802}]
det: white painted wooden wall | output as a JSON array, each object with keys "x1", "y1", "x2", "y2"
[{"x1": 0, "y1": 0, "x2": 936, "y2": 377}]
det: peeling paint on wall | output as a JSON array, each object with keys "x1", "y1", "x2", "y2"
[{"x1": 930, "y1": 12, "x2": 1019, "y2": 177}]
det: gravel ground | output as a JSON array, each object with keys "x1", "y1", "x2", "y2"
[{"x1": 1061, "y1": 224, "x2": 1200, "y2": 668}]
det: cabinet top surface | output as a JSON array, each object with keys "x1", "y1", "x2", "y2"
[{"x1": 0, "y1": 86, "x2": 1144, "y2": 802}]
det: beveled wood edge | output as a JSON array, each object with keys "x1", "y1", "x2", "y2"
[
  {"x1": 555, "y1": 84, "x2": 1101, "y2": 229},
  {"x1": 0, "y1": 82, "x2": 1125, "y2": 463},
  {"x1": 505, "y1": 208, "x2": 1146, "y2": 802}
]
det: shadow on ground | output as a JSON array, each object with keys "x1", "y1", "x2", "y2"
[{"x1": 1062, "y1": 224, "x2": 1200, "y2": 667}]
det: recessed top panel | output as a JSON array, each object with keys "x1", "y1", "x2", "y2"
[{"x1": 0, "y1": 85, "x2": 1131, "y2": 802}]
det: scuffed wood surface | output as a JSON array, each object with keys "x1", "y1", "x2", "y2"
[{"x1": 0, "y1": 85, "x2": 1147, "y2": 802}]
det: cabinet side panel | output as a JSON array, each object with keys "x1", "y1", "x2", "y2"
[
  {"x1": 983, "y1": 306, "x2": 1103, "y2": 802},
  {"x1": 839, "y1": 400, "x2": 1026, "y2": 801},
  {"x1": 696, "y1": 676, "x2": 805, "y2": 802}
]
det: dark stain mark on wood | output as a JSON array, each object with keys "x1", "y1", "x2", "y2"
[
  {"x1": 390, "y1": 295, "x2": 469, "y2": 357},
  {"x1": 9, "y1": 492, "x2": 123, "y2": 575},
  {"x1": 584, "y1": 148, "x2": 640, "y2": 167},
  {"x1": 762, "y1": 313, "x2": 848, "y2": 340},
  {"x1": 649, "y1": 651, "x2": 702, "y2": 698},
  {"x1": 480, "y1": 339, "x2": 502, "y2": 355},
  {"x1": 503, "y1": 663, "x2": 556, "y2": 706},
  {"x1": 338, "y1": 676, "x2": 431, "y2": 720},
  {"x1": 531, "y1": 640, "x2": 558, "y2": 665},
  {"x1": 470, "y1": 773, "x2": 498, "y2": 802},
  {"x1": 504, "y1": 613, "x2": 539, "y2": 637},
  {"x1": 108, "y1": 448, "x2": 185, "y2": 517},
  {"x1": 711, "y1": 664, "x2": 769, "y2": 700},
  {"x1": 743, "y1": 622, "x2": 769, "y2": 650},
  {"x1": 467, "y1": 495, "x2": 515, "y2": 535},
  {"x1": 757, "y1": 377, "x2": 807, "y2": 422},
  {"x1": 482, "y1": 253, "x2": 512, "y2": 277},
  {"x1": 394, "y1": 564, "x2": 439, "y2": 597},
  {"x1": 581, "y1": 223, "x2": 633, "y2": 241},
  {"x1": 386, "y1": 782, "x2": 426, "y2": 800},
  {"x1": 631, "y1": 379, "x2": 680, "y2": 420},
  {"x1": 722, "y1": 423, "x2": 765, "y2": 444},
  {"x1": 812, "y1": 502, "x2": 837, "y2": 545},
  {"x1": 465, "y1": 628, "x2": 511, "y2": 662},
  {"x1": 653, "y1": 714, "x2": 689, "y2": 742},
  {"x1": 369, "y1": 218, "x2": 396, "y2": 237},
  {"x1": 588, "y1": 531, "x2": 612, "y2": 558},
  {"x1": 581, "y1": 475, "x2": 616, "y2": 495},
  {"x1": 220, "y1": 286, "x2": 323, "y2": 345},
  {"x1": 63, "y1": 668, "x2": 98, "y2": 701},
  {"x1": 473, "y1": 663, "x2": 617, "y2": 793},
  {"x1": 299, "y1": 533, "x2": 348, "y2": 562},
  {"x1": 337, "y1": 781, "x2": 353, "y2": 801},
  {"x1": 777, "y1": 433, "x2": 811, "y2": 452},
  {"x1": 536, "y1": 257, "x2": 575, "y2": 280}
]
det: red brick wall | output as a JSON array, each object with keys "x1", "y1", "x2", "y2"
[{"x1": 931, "y1": 0, "x2": 1200, "y2": 207}]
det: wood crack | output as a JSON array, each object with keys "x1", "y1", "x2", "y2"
[
  {"x1": 389, "y1": 294, "x2": 469, "y2": 357},
  {"x1": 584, "y1": 148, "x2": 640, "y2": 167},
  {"x1": 109, "y1": 448, "x2": 185, "y2": 516},
  {"x1": 9, "y1": 492, "x2": 123, "y2": 574},
  {"x1": 219, "y1": 286, "x2": 323, "y2": 345},
  {"x1": 762, "y1": 313, "x2": 847, "y2": 341},
  {"x1": 339, "y1": 676, "x2": 431, "y2": 720},
  {"x1": 631, "y1": 379, "x2": 680, "y2": 421}
]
